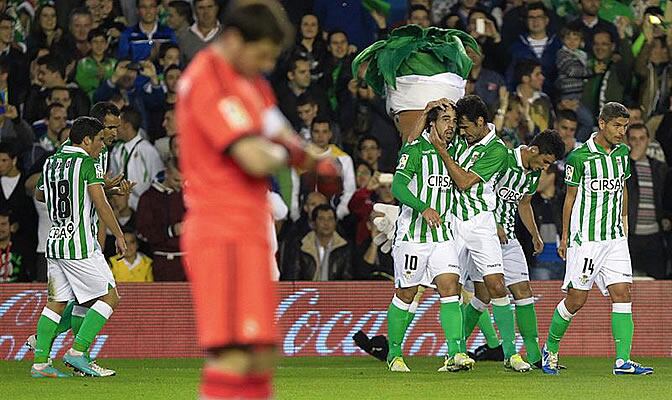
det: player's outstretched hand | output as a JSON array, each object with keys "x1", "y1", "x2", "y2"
[
  {"x1": 421, "y1": 208, "x2": 442, "y2": 228},
  {"x1": 115, "y1": 235, "x2": 127, "y2": 258},
  {"x1": 557, "y1": 237, "x2": 568, "y2": 260}
]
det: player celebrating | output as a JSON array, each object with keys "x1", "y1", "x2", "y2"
[
  {"x1": 387, "y1": 101, "x2": 474, "y2": 373},
  {"x1": 488, "y1": 129, "x2": 564, "y2": 367},
  {"x1": 31, "y1": 117, "x2": 126, "y2": 378},
  {"x1": 542, "y1": 103, "x2": 654, "y2": 375},
  {"x1": 176, "y1": 2, "x2": 332, "y2": 399},
  {"x1": 429, "y1": 95, "x2": 530, "y2": 372}
]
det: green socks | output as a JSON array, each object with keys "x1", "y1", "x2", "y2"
[
  {"x1": 478, "y1": 309, "x2": 501, "y2": 348},
  {"x1": 546, "y1": 300, "x2": 574, "y2": 353},
  {"x1": 73, "y1": 301, "x2": 113, "y2": 353},
  {"x1": 439, "y1": 297, "x2": 463, "y2": 357},
  {"x1": 491, "y1": 297, "x2": 517, "y2": 359},
  {"x1": 387, "y1": 296, "x2": 411, "y2": 361},
  {"x1": 515, "y1": 299, "x2": 541, "y2": 364},
  {"x1": 70, "y1": 305, "x2": 88, "y2": 336},
  {"x1": 460, "y1": 300, "x2": 485, "y2": 353},
  {"x1": 34, "y1": 307, "x2": 62, "y2": 364},
  {"x1": 55, "y1": 301, "x2": 74, "y2": 336},
  {"x1": 612, "y1": 303, "x2": 634, "y2": 361}
]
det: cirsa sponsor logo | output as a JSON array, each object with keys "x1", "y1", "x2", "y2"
[
  {"x1": 496, "y1": 187, "x2": 524, "y2": 202},
  {"x1": 587, "y1": 176, "x2": 624, "y2": 192},
  {"x1": 426, "y1": 174, "x2": 452, "y2": 190}
]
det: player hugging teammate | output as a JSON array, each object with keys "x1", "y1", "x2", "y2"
[{"x1": 385, "y1": 97, "x2": 652, "y2": 376}]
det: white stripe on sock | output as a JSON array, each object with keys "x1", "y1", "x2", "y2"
[
  {"x1": 514, "y1": 297, "x2": 535, "y2": 306},
  {"x1": 408, "y1": 301, "x2": 419, "y2": 314},
  {"x1": 72, "y1": 305, "x2": 88, "y2": 317},
  {"x1": 612, "y1": 302, "x2": 632, "y2": 313},
  {"x1": 440, "y1": 296, "x2": 460, "y2": 304},
  {"x1": 491, "y1": 296, "x2": 511, "y2": 307},
  {"x1": 557, "y1": 299, "x2": 575, "y2": 320},
  {"x1": 470, "y1": 297, "x2": 489, "y2": 312},
  {"x1": 392, "y1": 295, "x2": 411, "y2": 311},
  {"x1": 41, "y1": 307, "x2": 61, "y2": 324},
  {"x1": 91, "y1": 301, "x2": 114, "y2": 319}
]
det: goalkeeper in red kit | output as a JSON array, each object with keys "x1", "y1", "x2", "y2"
[{"x1": 176, "y1": 2, "x2": 336, "y2": 399}]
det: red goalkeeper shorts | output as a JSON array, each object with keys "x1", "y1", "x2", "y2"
[{"x1": 183, "y1": 230, "x2": 277, "y2": 349}]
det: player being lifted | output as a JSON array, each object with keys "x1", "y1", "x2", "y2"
[
  {"x1": 428, "y1": 95, "x2": 530, "y2": 372},
  {"x1": 387, "y1": 100, "x2": 474, "y2": 372},
  {"x1": 31, "y1": 117, "x2": 126, "y2": 378},
  {"x1": 177, "y1": 2, "x2": 335, "y2": 399},
  {"x1": 488, "y1": 129, "x2": 565, "y2": 368},
  {"x1": 542, "y1": 103, "x2": 654, "y2": 375}
]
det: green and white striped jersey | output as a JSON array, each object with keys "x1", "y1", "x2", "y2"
[
  {"x1": 565, "y1": 137, "x2": 630, "y2": 245},
  {"x1": 494, "y1": 146, "x2": 540, "y2": 239},
  {"x1": 451, "y1": 124, "x2": 509, "y2": 221},
  {"x1": 59, "y1": 139, "x2": 109, "y2": 171},
  {"x1": 394, "y1": 131, "x2": 454, "y2": 243},
  {"x1": 42, "y1": 146, "x2": 105, "y2": 259}
]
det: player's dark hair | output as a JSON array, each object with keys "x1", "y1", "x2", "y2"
[
  {"x1": 36, "y1": 54, "x2": 66, "y2": 78},
  {"x1": 424, "y1": 106, "x2": 445, "y2": 132},
  {"x1": 526, "y1": 2, "x2": 548, "y2": 18},
  {"x1": 358, "y1": 134, "x2": 380, "y2": 150},
  {"x1": 599, "y1": 102, "x2": 630, "y2": 123},
  {"x1": 626, "y1": 123, "x2": 649, "y2": 138},
  {"x1": 0, "y1": 142, "x2": 18, "y2": 159},
  {"x1": 121, "y1": 107, "x2": 142, "y2": 132},
  {"x1": 87, "y1": 27, "x2": 107, "y2": 42},
  {"x1": 168, "y1": 1, "x2": 194, "y2": 25},
  {"x1": 327, "y1": 29, "x2": 348, "y2": 44},
  {"x1": 159, "y1": 42, "x2": 180, "y2": 61},
  {"x1": 90, "y1": 102, "x2": 121, "y2": 123},
  {"x1": 70, "y1": 116, "x2": 104, "y2": 145},
  {"x1": 455, "y1": 95, "x2": 489, "y2": 125},
  {"x1": 311, "y1": 116, "x2": 332, "y2": 132},
  {"x1": 311, "y1": 203, "x2": 335, "y2": 222},
  {"x1": 556, "y1": 109, "x2": 577, "y2": 124},
  {"x1": 529, "y1": 129, "x2": 565, "y2": 161},
  {"x1": 221, "y1": 0, "x2": 294, "y2": 48},
  {"x1": 514, "y1": 58, "x2": 541, "y2": 85}
]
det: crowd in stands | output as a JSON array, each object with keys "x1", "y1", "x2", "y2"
[{"x1": 0, "y1": 0, "x2": 671, "y2": 284}]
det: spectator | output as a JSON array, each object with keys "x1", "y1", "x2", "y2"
[
  {"x1": 304, "y1": 117, "x2": 355, "y2": 220},
  {"x1": 408, "y1": 5, "x2": 431, "y2": 28},
  {"x1": 357, "y1": 135, "x2": 382, "y2": 172},
  {"x1": 109, "y1": 228, "x2": 154, "y2": 282},
  {"x1": 0, "y1": 209, "x2": 30, "y2": 282},
  {"x1": 30, "y1": 103, "x2": 68, "y2": 154},
  {"x1": 448, "y1": 0, "x2": 479, "y2": 27},
  {"x1": 465, "y1": 43, "x2": 506, "y2": 116},
  {"x1": 25, "y1": 3, "x2": 64, "y2": 60},
  {"x1": 117, "y1": 0, "x2": 176, "y2": 63},
  {"x1": 556, "y1": 26, "x2": 592, "y2": 103},
  {"x1": 94, "y1": 0, "x2": 128, "y2": 54},
  {"x1": 493, "y1": 89, "x2": 534, "y2": 147},
  {"x1": 103, "y1": 188, "x2": 137, "y2": 260},
  {"x1": 314, "y1": 0, "x2": 379, "y2": 51},
  {"x1": 514, "y1": 59, "x2": 554, "y2": 134},
  {"x1": 0, "y1": 76, "x2": 33, "y2": 151},
  {"x1": 566, "y1": 0, "x2": 619, "y2": 53},
  {"x1": 75, "y1": 27, "x2": 117, "y2": 99},
  {"x1": 166, "y1": 0, "x2": 193, "y2": 36},
  {"x1": 0, "y1": 15, "x2": 30, "y2": 110},
  {"x1": 501, "y1": 0, "x2": 561, "y2": 50},
  {"x1": 24, "y1": 54, "x2": 90, "y2": 124},
  {"x1": 60, "y1": 7, "x2": 94, "y2": 62},
  {"x1": 581, "y1": 29, "x2": 633, "y2": 118},
  {"x1": 155, "y1": 105, "x2": 175, "y2": 164},
  {"x1": 291, "y1": 13, "x2": 328, "y2": 83},
  {"x1": 530, "y1": 164, "x2": 565, "y2": 280},
  {"x1": 635, "y1": 35, "x2": 672, "y2": 119},
  {"x1": 0, "y1": 142, "x2": 36, "y2": 278},
  {"x1": 157, "y1": 42, "x2": 180, "y2": 74},
  {"x1": 22, "y1": 124, "x2": 70, "y2": 191},
  {"x1": 322, "y1": 30, "x2": 354, "y2": 116},
  {"x1": 109, "y1": 107, "x2": 165, "y2": 210},
  {"x1": 354, "y1": 211, "x2": 394, "y2": 280},
  {"x1": 348, "y1": 167, "x2": 396, "y2": 247},
  {"x1": 465, "y1": 9, "x2": 508, "y2": 74},
  {"x1": 177, "y1": 0, "x2": 221, "y2": 65},
  {"x1": 507, "y1": 3, "x2": 561, "y2": 95},
  {"x1": 554, "y1": 109, "x2": 580, "y2": 160},
  {"x1": 295, "y1": 93, "x2": 320, "y2": 140},
  {"x1": 137, "y1": 160, "x2": 186, "y2": 281},
  {"x1": 45, "y1": 86, "x2": 77, "y2": 121},
  {"x1": 626, "y1": 123, "x2": 670, "y2": 279},
  {"x1": 274, "y1": 55, "x2": 328, "y2": 129},
  {"x1": 284, "y1": 204, "x2": 352, "y2": 281},
  {"x1": 93, "y1": 60, "x2": 166, "y2": 131},
  {"x1": 147, "y1": 64, "x2": 179, "y2": 140}
]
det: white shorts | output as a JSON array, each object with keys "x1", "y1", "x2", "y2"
[
  {"x1": 392, "y1": 241, "x2": 460, "y2": 289},
  {"x1": 385, "y1": 72, "x2": 466, "y2": 116},
  {"x1": 562, "y1": 238, "x2": 632, "y2": 296},
  {"x1": 47, "y1": 250, "x2": 116, "y2": 304},
  {"x1": 454, "y1": 212, "x2": 504, "y2": 284}
]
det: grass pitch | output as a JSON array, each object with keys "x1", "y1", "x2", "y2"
[{"x1": 1, "y1": 356, "x2": 669, "y2": 400}]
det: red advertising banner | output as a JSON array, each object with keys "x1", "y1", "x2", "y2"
[{"x1": 1, "y1": 281, "x2": 670, "y2": 360}]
